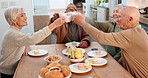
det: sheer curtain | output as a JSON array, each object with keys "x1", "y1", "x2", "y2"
[{"x1": 33, "y1": 0, "x2": 50, "y2": 15}]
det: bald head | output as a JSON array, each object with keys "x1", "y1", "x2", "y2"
[
  {"x1": 121, "y1": 6, "x2": 140, "y2": 22},
  {"x1": 116, "y1": 6, "x2": 140, "y2": 30}
]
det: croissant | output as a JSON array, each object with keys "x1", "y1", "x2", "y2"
[
  {"x1": 39, "y1": 68, "x2": 48, "y2": 78},
  {"x1": 61, "y1": 66, "x2": 70, "y2": 77},
  {"x1": 45, "y1": 70, "x2": 64, "y2": 78},
  {"x1": 46, "y1": 62, "x2": 62, "y2": 69}
]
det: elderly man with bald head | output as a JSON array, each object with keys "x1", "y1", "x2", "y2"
[
  {"x1": 86, "y1": 4, "x2": 125, "y2": 61},
  {"x1": 74, "y1": 6, "x2": 148, "y2": 77}
]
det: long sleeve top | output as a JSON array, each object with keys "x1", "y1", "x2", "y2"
[
  {"x1": 83, "y1": 23, "x2": 148, "y2": 78},
  {"x1": 0, "y1": 26, "x2": 51, "y2": 75},
  {"x1": 53, "y1": 23, "x2": 91, "y2": 44},
  {"x1": 49, "y1": 17, "x2": 91, "y2": 45}
]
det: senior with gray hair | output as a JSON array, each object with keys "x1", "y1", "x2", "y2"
[
  {"x1": 85, "y1": 4, "x2": 125, "y2": 61},
  {"x1": 0, "y1": 6, "x2": 65, "y2": 78}
]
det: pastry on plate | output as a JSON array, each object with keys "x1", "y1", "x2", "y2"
[
  {"x1": 46, "y1": 62, "x2": 62, "y2": 69},
  {"x1": 78, "y1": 64, "x2": 85, "y2": 70},
  {"x1": 61, "y1": 66, "x2": 71, "y2": 77},
  {"x1": 39, "y1": 68, "x2": 48, "y2": 78},
  {"x1": 92, "y1": 59, "x2": 98, "y2": 64},
  {"x1": 96, "y1": 51, "x2": 100, "y2": 55},
  {"x1": 45, "y1": 70, "x2": 64, "y2": 78},
  {"x1": 47, "y1": 56, "x2": 61, "y2": 61},
  {"x1": 84, "y1": 62, "x2": 91, "y2": 69},
  {"x1": 34, "y1": 50, "x2": 39, "y2": 54},
  {"x1": 72, "y1": 41, "x2": 77, "y2": 46}
]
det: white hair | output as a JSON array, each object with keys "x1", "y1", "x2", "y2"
[{"x1": 4, "y1": 6, "x2": 24, "y2": 26}]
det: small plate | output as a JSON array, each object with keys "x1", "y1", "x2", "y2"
[
  {"x1": 85, "y1": 58, "x2": 107, "y2": 66},
  {"x1": 38, "y1": 72, "x2": 72, "y2": 78},
  {"x1": 69, "y1": 63, "x2": 92, "y2": 73},
  {"x1": 44, "y1": 55, "x2": 62, "y2": 63},
  {"x1": 87, "y1": 51, "x2": 107, "y2": 58},
  {"x1": 62, "y1": 48, "x2": 85, "y2": 55},
  {"x1": 28, "y1": 49, "x2": 48, "y2": 56},
  {"x1": 65, "y1": 42, "x2": 80, "y2": 47}
]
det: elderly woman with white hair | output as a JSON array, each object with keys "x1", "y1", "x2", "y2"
[{"x1": 0, "y1": 6, "x2": 65, "y2": 78}]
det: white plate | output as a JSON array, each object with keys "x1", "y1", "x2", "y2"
[
  {"x1": 87, "y1": 51, "x2": 107, "y2": 58},
  {"x1": 85, "y1": 58, "x2": 107, "y2": 66},
  {"x1": 28, "y1": 49, "x2": 48, "y2": 56},
  {"x1": 62, "y1": 48, "x2": 85, "y2": 55},
  {"x1": 38, "y1": 72, "x2": 72, "y2": 78},
  {"x1": 69, "y1": 63, "x2": 92, "y2": 73},
  {"x1": 44, "y1": 55, "x2": 62, "y2": 63},
  {"x1": 65, "y1": 42, "x2": 80, "y2": 47}
]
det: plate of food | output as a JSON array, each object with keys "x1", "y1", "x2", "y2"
[
  {"x1": 44, "y1": 55, "x2": 62, "y2": 63},
  {"x1": 69, "y1": 63, "x2": 92, "y2": 73},
  {"x1": 87, "y1": 51, "x2": 107, "y2": 58},
  {"x1": 65, "y1": 41, "x2": 80, "y2": 47},
  {"x1": 62, "y1": 48, "x2": 85, "y2": 55},
  {"x1": 85, "y1": 58, "x2": 107, "y2": 66},
  {"x1": 38, "y1": 72, "x2": 72, "y2": 78},
  {"x1": 39, "y1": 63, "x2": 72, "y2": 78},
  {"x1": 28, "y1": 49, "x2": 48, "y2": 56}
]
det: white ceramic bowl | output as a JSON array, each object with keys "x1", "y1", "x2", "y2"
[
  {"x1": 44, "y1": 55, "x2": 62, "y2": 63},
  {"x1": 69, "y1": 57, "x2": 85, "y2": 62}
]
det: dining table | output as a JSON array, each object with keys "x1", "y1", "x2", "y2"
[{"x1": 13, "y1": 42, "x2": 133, "y2": 78}]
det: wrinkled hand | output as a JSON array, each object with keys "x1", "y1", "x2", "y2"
[
  {"x1": 23, "y1": 46, "x2": 31, "y2": 56},
  {"x1": 53, "y1": 17, "x2": 65, "y2": 27},
  {"x1": 78, "y1": 41, "x2": 89, "y2": 48},
  {"x1": 74, "y1": 15, "x2": 86, "y2": 27}
]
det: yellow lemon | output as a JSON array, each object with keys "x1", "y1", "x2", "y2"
[{"x1": 75, "y1": 48, "x2": 83, "y2": 59}]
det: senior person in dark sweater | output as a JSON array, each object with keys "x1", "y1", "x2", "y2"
[{"x1": 49, "y1": 3, "x2": 91, "y2": 48}]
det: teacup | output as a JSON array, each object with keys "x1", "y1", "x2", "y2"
[{"x1": 59, "y1": 13, "x2": 72, "y2": 22}]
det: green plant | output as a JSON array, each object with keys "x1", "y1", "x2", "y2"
[{"x1": 97, "y1": 0, "x2": 106, "y2": 5}]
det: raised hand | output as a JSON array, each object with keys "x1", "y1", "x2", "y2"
[
  {"x1": 53, "y1": 17, "x2": 65, "y2": 27},
  {"x1": 73, "y1": 15, "x2": 86, "y2": 27},
  {"x1": 50, "y1": 13, "x2": 60, "y2": 23},
  {"x1": 53, "y1": 13, "x2": 59, "y2": 20}
]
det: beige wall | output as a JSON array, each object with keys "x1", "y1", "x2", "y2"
[{"x1": 33, "y1": 15, "x2": 54, "y2": 45}]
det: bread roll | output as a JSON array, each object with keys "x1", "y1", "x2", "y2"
[
  {"x1": 45, "y1": 70, "x2": 64, "y2": 78},
  {"x1": 39, "y1": 68, "x2": 48, "y2": 78},
  {"x1": 46, "y1": 62, "x2": 62, "y2": 69},
  {"x1": 61, "y1": 66, "x2": 70, "y2": 77},
  {"x1": 93, "y1": 76, "x2": 101, "y2": 78}
]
